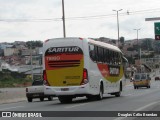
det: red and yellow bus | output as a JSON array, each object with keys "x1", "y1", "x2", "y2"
[{"x1": 43, "y1": 37, "x2": 127, "y2": 103}]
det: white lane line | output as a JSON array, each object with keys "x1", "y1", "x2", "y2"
[
  {"x1": 0, "y1": 106, "x2": 24, "y2": 111},
  {"x1": 114, "y1": 101, "x2": 160, "y2": 120},
  {"x1": 65, "y1": 103, "x2": 89, "y2": 109},
  {"x1": 133, "y1": 101, "x2": 160, "y2": 111},
  {"x1": 123, "y1": 94, "x2": 133, "y2": 96}
]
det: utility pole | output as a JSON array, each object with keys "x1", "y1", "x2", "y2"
[
  {"x1": 113, "y1": 9, "x2": 123, "y2": 48},
  {"x1": 62, "y1": 0, "x2": 66, "y2": 38},
  {"x1": 30, "y1": 46, "x2": 33, "y2": 81},
  {"x1": 134, "y1": 28, "x2": 141, "y2": 72}
]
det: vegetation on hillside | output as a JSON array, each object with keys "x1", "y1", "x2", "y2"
[{"x1": 0, "y1": 70, "x2": 32, "y2": 88}]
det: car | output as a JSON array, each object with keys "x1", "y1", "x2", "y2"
[
  {"x1": 26, "y1": 80, "x2": 54, "y2": 102},
  {"x1": 133, "y1": 73, "x2": 151, "y2": 89},
  {"x1": 155, "y1": 76, "x2": 160, "y2": 81}
]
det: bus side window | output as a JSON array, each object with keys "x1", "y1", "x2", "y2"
[
  {"x1": 102, "y1": 48, "x2": 105, "y2": 63},
  {"x1": 110, "y1": 50, "x2": 113, "y2": 65},
  {"x1": 108, "y1": 50, "x2": 111, "y2": 64},
  {"x1": 115, "y1": 52, "x2": 119, "y2": 65},
  {"x1": 94, "y1": 46, "x2": 98, "y2": 62},
  {"x1": 112, "y1": 51, "x2": 115, "y2": 65},
  {"x1": 106, "y1": 49, "x2": 110, "y2": 64},
  {"x1": 98, "y1": 47, "x2": 104, "y2": 63},
  {"x1": 89, "y1": 44, "x2": 96, "y2": 62},
  {"x1": 97, "y1": 47, "x2": 100, "y2": 63},
  {"x1": 118, "y1": 53, "x2": 122, "y2": 65},
  {"x1": 104, "y1": 49, "x2": 107, "y2": 63}
]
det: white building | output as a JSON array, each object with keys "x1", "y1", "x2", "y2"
[{"x1": 4, "y1": 47, "x2": 18, "y2": 56}]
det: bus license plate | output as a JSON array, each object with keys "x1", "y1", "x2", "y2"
[{"x1": 61, "y1": 88, "x2": 69, "y2": 91}]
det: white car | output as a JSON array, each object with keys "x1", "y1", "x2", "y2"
[{"x1": 26, "y1": 80, "x2": 54, "y2": 102}]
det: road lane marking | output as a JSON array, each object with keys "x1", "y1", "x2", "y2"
[
  {"x1": 0, "y1": 106, "x2": 24, "y2": 111},
  {"x1": 123, "y1": 94, "x2": 133, "y2": 96},
  {"x1": 114, "y1": 101, "x2": 160, "y2": 120},
  {"x1": 65, "y1": 103, "x2": 89, "y2": 109},
  {"x1": 133, "y1": 101, "x2": 160, "y2": 111}
]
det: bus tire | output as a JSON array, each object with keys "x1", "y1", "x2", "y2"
[
  {"x1": 40, "y1": 97, "x2": 44, "y2": 101},
  {"x1": 120, "y1": 82, "x2": 122, "y2": 91},
  {"x1": 48, "y1": 96, "x2": 53, "y2": 101},
  {"x1": 115, "y1": 92, "x2": 121, "y2": 97},
  {"x1": 115, "y1": 83, "x2": 122, "y2": 97},
  {"x1": 86, "y1": 95, "x2": 94, "y2": 101},
  {"x1": 58, "y1": 96, "x2": 72, "y2": 104},
  {"x1": 27, "y1": 97, "x2": 32, "y2": 102},
  {"x1": 96, "y1": 83, "x2": 103, "y2": 100}
]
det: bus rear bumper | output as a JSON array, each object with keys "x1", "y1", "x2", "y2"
[{"x1": 44, "y1": 84, "x2": 92, "y2": 96}]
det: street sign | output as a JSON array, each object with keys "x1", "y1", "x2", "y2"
[
  {"x1": 154, "y1": 22, "x2": 160, "y2": 40},
  {"x1": 145, "y1": 17, "x2": 160, "y2": 21}
]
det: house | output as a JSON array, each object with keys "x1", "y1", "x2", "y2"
[{"x1": 4, "y1": 47, "x2": 19, "y2": 56}]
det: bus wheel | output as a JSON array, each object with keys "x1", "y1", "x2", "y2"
[
  {"x1": 58, "y1": 96, "x2": 72, "y2": 104},
  {"x1": 27, "y1": 97, "x2": 32, "y2": 102},
  {"x1": 115, "y1": 92, "x2": 121, "y2": 97},
  {"x1": 96, "y1": 83, "x2": 103, "y2": 100},
  {"x1": 48, "y1": 96, "x2": 53, "y2": 101},
  {"x1": 40, "y1": 97, "x2": 44, "y2": 101},
  {"x1": 86, "y1": 95, "x2": 94, "y2": 101}
]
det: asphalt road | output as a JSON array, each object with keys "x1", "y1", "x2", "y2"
[{"x1": 0, "y1": 79, "x2": 160, "y2": 120}]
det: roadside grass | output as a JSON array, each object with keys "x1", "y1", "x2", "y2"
[
  {"x1": 0, "y1": 77, "x2": 32, "y2": 88},
  {"x1": 0, "y1": 70, "x2": 32, "y2": 88}
]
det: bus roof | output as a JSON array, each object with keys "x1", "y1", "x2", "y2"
[
  {"x1": 88, "y1": 38, "x2": 121, "y2": 53},
  {"x1": 45, "y1": 37, "x2": 121, "y2": 53}
]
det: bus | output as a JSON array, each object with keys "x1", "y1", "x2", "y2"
[{"x1": 43, "y1": 37, "x2": 128, "y2": 103}]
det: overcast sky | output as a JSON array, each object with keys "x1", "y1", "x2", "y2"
[{"x1": 0, "y1": 0, "x2": 160, "y2": 42}]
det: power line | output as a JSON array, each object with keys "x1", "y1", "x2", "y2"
[
  {"x1": 0, "y1": 8, "x2": 160, "y2": 22},
  {"x1": 127, "y1": 8, "x2": 160, "y2": 15},
  {"x1": 0, "y1": 18, "x2": 62, "y2": 22}
]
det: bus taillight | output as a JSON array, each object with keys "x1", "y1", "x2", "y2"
[
  {"x1": 81, "y1": 68, "x2": 89, "y2": 85},
  {"x1": 43, "y1": 70, "x2": 50, "y2": 86}
]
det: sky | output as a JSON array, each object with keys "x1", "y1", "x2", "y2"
[{"x1": 0, "y1": 0, "x2": 160, "y2": 42}]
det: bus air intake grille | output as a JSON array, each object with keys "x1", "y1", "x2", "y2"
[{"x1": 48, "y1": 60, "x2": 80, "y2": 68}]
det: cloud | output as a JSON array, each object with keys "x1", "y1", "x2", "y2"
[{"x1": 0, "y1": 0, "x2": 160, "y2": 42}]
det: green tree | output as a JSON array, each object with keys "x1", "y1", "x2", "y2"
[
  {"x1": 141, "y1": 39, "x2": 153, "y2": 51},
  {"x1": 120, "y1": 37, "x2": 125, "y2": 45},
  {"x1": 26, "y1": 40, "x2": 43, "y2": 49}
]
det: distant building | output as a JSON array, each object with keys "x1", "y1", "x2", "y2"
[
  {"x1": 0, "y1": 43, "x2": 13, "y2": 49},
  {"x1": 21, "y1": 49, "x2": 31, "y2": 56},
  {"x1": 141, "y1": 50, "x2": 154, "y2": 56},
  {"x1": 5, "y1": 48, "x2": 14, "y2": 56}
]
